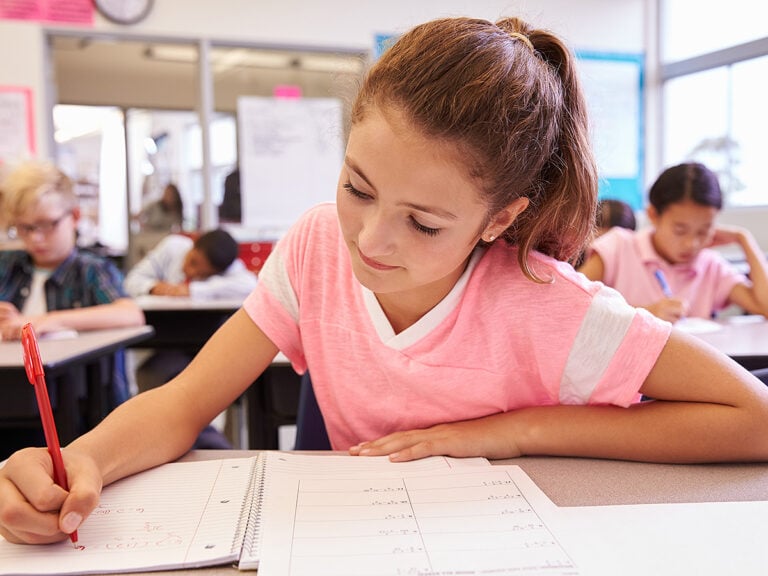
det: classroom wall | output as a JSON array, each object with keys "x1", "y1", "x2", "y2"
[{"x1": 0, "y1": 0, "x2": 646, "y2": 160}]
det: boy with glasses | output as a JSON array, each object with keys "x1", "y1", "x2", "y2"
[{"x1": 0, "y1": 160, "x2": 145, "y2": 411}]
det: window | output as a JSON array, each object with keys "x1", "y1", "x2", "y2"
[
  {"x1": 662, "y1": 0, "x2": 768, "y2": 62},
  {"x1": 661, "y1": 3, "x2": 768, "y2": 207}
]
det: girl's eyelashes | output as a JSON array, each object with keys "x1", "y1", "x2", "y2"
[
  {"x1": 343, "y1": 182, "x2": 370, "y2": 200},
  {"x1": 409, "y1": 217, "x2": 441, "y2": 236},
  {"x1": 343, "y1": 181, "x2": 441, "y2": 237}
]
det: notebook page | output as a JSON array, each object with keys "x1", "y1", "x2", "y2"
[
  {"x1": 266, "y1": 452, "x2": 490, "y2": 476},
  {"x1": 237, "y1": 452, "x2": 492, "y2": 569},
  {"x1": 0, "y1": 457, "x2": 257, "y2": 576},
  {"x1": 256, "y1": 464, "x2": 577, "y2": 576}
]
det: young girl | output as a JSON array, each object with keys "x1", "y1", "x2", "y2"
[
  {"x1": 2, "y1": 16, "x2": 768, "y2": 546},
  {"x1": 579, "y1": 162, "x2": 768, "y2": 323}
]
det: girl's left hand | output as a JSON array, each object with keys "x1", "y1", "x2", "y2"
[
  {"x1": 709, "y1": 225, "x2": 745, "y2": 248},
  {"x1": 348, "y1": 413, "x2": 521, "y2": 462}
]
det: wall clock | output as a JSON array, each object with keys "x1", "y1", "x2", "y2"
[{"x1": 93, "y1": 0, "x2": 154, "y2": 25}]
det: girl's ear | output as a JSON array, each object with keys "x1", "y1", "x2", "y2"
[
  {"x1": 482, "y1": 197, "x2": 529, "y2": 241},
  {"x1": 71, "y1": 206, "x2": 81, "y2": 223},
  {"x1": 646, "y1": 204, "x2": 659, "y2": 227}
]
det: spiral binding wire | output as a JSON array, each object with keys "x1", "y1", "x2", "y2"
[{"x1": 236, "y1": 454, "x2": 267, "y2": 568}]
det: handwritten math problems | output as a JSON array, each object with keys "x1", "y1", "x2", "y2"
[{"x1": 258, "y1": 468, "x2": 579, "y2": 576}]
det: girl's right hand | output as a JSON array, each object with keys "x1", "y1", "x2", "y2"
[
  {"x1": 645, "y1": 298, "x2": 689, "y2": 323},
  {"x1": 0, "y1": 447, "x2": 102, "y2": 544}
]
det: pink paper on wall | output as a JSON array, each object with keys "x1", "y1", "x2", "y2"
[
  {"x1": 273, "y1": 85, "x2": 303, "y2": 99},
  {"x1": 0, "y1": 0, "x2": 93, "y2": 24}
]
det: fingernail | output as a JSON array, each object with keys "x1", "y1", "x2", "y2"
[{"x1": 62, "y1": 512, "x2": 82, "y2": 533}]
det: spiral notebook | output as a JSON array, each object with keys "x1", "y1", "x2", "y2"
[{"x1": 0, "y1": 453, "x2": 502, "y2": 575}]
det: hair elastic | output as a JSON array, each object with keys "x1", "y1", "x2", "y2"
[{"x1": 509, "y1": 32, "x2": 534, "y2": 51}]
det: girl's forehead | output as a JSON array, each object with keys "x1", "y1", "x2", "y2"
[{"x1": 660, "y1": 200, "x2": 718, "y2": 224}]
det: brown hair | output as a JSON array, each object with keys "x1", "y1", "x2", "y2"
[
  {"x1": 1, "y1": 160, "x2": 76, "y2": 222},
  {"x1": 352, "y1": 17, "x2": 598, "y2": 280},
  {"x1": 597, "y1": 199, "x2": 636, "y2": 231}
]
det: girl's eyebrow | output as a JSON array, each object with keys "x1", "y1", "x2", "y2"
[
  {"x1": 344, "y1": 155, "x2": 458, "y2": 221},
  {"x1": 345, "y1": 156, "x2": 374, "y2": 189}
]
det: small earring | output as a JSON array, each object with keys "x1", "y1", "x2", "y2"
[{"x1": 486, "y1": 235, "x2": 495, "y2": 242}]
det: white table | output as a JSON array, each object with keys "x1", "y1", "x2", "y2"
[{"x1": 689, "y1": 315, "x2": 768, "y2": 371}]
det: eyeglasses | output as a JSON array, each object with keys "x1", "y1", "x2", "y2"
[{"x1": 8, "y1": 212, "x2": 72, "y2": 239}]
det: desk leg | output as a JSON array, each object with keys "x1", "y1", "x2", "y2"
[{"x1": 52, "y1": 366, "x2": 85, "y2": 445}]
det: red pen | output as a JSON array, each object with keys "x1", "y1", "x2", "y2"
[{"x1": 21, "y1": 323, "x2": 79, "y2": 546}]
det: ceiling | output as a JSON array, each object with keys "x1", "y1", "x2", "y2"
[{"x1": 49, "y1": 35, "x2": 368, "y2": 112}]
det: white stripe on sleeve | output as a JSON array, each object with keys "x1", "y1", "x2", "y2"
[
  {"x1": 559, "y1": 286, "x2": 636, "y2": 404},
  {"x1": 258, "y1": 249, "x2": 299, "y2": 322}
]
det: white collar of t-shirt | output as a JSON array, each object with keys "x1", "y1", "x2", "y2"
[
  {"x1": 21, "y1": 268, "x2": 52, "y2": 317},
  {"x1": 362, "y1": 248, "x2": 484, "y2": 350}
]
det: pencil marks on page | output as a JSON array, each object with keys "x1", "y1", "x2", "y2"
[{"x1": 260, "y1": 468, "x2": 578, "y2": 576}]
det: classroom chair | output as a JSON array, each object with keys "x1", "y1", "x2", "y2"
[
  {"x1": 750, "y1": 368, "x2": 768, "y2": 386},
  {"x1": 294, "y1": 372, "x2": 331, "y2": 451}
]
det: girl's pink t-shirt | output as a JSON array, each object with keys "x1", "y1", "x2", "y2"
[{"x1": 244, "y1": 204, "x2": 671, "y2": 450}]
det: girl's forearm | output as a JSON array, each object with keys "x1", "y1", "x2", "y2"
[{"x1": 512, "y1": 399, "x2": 768, "y2": 463}]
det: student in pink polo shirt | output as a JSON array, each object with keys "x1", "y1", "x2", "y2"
[
  {"x1": 3, "y1": 16, "x2": 768, "y2": 546},
  {"x1": 579, "y1": 162, "x2": 768, "y2": 323}
]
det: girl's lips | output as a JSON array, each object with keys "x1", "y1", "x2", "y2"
[{"x1": 358, "y1": 249, "x2": 398, "y2": 271}]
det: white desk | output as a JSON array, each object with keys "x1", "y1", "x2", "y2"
[
  {"x1": 109, "y1": 450, "x2": 768, "y2": 576},
  {"x1": 690, "y1": 315, "x2": 768, "y2": 370},
  {"x1": 0, "y1": 326, "x2": 155, "y2": 445}
]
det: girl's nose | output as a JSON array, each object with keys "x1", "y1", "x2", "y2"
[{"x1": 357, "y1": 211, "x2": 395, "y2": 257}]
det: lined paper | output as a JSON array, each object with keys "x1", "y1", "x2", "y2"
[
  {"x1": 0, "y1": 458, "x2": 256, "y2": 575},
  {"x1": 257, "y1": 465, "x2": 578, "y2": 576},
  {"x1": 237, "y1": 452, "x2": 492, "y2": 569}
]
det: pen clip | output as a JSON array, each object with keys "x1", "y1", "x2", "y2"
[{"x1": 21, "y1": 323, "x2": 44, "y2": 385}]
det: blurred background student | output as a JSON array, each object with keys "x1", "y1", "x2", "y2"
[
  {"x1": 596, "y1": 198, "x2": 636, "y2": 237},
  {"x1": 136, "y1": 182, "x2": 184, "y2": 233},
  {"x1": 218, "y1": 167, "x2": 242, "y2": 224},
  {"x1": 125, "y1": 227, "x2": 256, "y2": 448},
  {"x1": 578, "y1": 162, "x2": 768, "y2": 323},
  {"x1": 125, "y1": 228, "x2": 256, "y2": 300},
  {"x1": 0, "y1": 160, "x2": 145, "y2": 457},
  {"x1": 574, "y1": 198, "x2": 636, "y2": 267}
]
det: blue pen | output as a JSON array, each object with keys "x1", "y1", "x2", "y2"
[{"x1": 654, "y1": 269, "x2": 673, "y2": 298}]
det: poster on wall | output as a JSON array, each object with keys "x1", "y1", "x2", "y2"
[
  {"x1": 0, "y1": 0, "x2": 93, "y2": 24},
  {"x1": 237, "y1": 96, "x2": 344, "y2": 239},
  {"x1": 576, "y1": 52, "x2": 644, "y2": 211},
  {"x1": 0, "y1": 85, "x2": 35, "y2": 165}
]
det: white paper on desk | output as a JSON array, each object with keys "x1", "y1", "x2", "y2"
[
  {"x1": 39, "y1": 329, "x2": 79, "y2": 340},
  {"x1": 557, "y1": 500, "x2": 768, "y2": 576},
  {"x1": 674, "y1": 317, "x2": 723, "y2": 334},
  {"x1": 257, "y1": 464, "x2": 578, "y2": 576},
  {"x1": 237, "y1": 453, "x2": 493, "y2": 570},
  {"x1": 264, "y1": 452, "x2": 491, "y2": 476},
  {"x1": 0, "y1": 458, "x2": 256, "y2": 576}
]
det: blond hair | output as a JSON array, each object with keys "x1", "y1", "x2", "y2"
[
  {"x1": 1, "y1": 160, "x2": 76, "y2": 222},
  {"x1": 352, "y1": 17, "x2": 598, "y2": 280}
]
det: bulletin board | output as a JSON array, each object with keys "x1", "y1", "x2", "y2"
[
  {"x1": 237, "y1": 96, "x2": 344, "y2": 239},
  {"x1": 576, "y1": 51, "x2": 645, "y2": 211},
  {"x1": 0, "y1": 85, "x2": 35, "y2": 164}
]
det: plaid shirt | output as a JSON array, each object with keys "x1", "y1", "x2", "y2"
[
  {"x1": 0, "y1": 249, "x2": 127, "y2": 310},
  {"x1": 0, "y1": 248, "x2": 132, "y2": 405}
]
